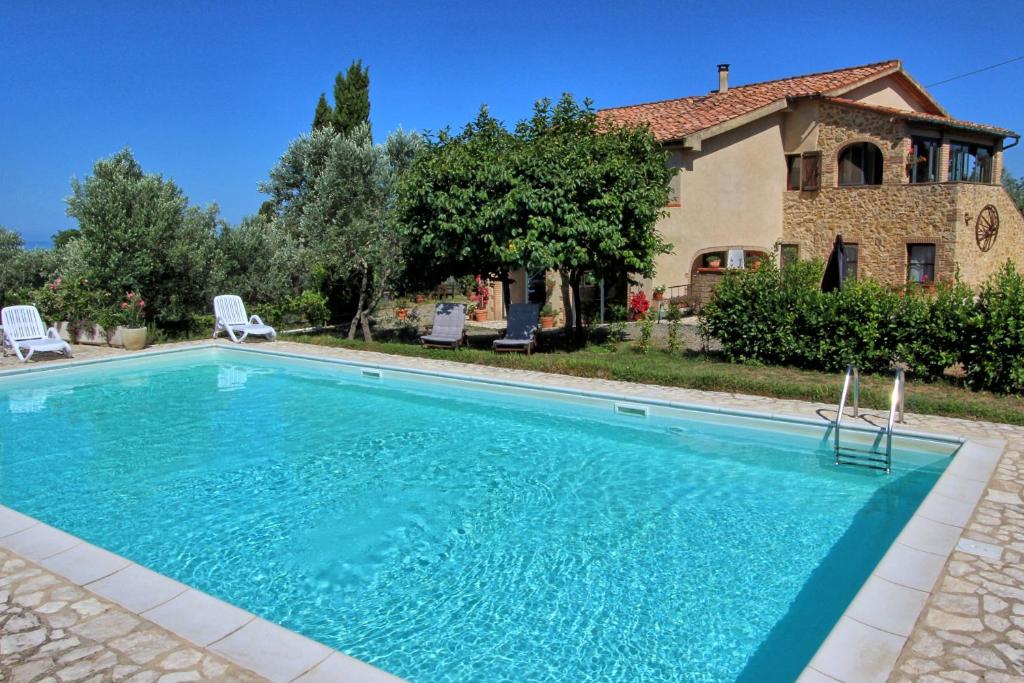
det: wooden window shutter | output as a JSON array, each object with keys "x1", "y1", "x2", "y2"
[{"x1": 801, "y1": 151, "x2": 821, "y2": 191}]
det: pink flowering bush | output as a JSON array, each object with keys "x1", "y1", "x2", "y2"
[{"x1": 116, "y1": 291, "x2": 146, "y2": 328}]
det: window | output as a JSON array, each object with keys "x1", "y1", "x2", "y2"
[
  {"x1": 908, "y1": 136, "x2": 940, "y2": 183},
  {"x1": 907, "y1": 244, "x2": 936, "y2": 283},
  {"x1": 801, "y1": 151, "x2": 821, "y2": 191},
  {"x1": 780, "y1": 243, "x2": 799, "y2": 268},
  {"x1": 948, "y1": 141, "x2": 993, "y2": 183},
  {"x1": 785, "y1": 155, "x2": 801, "y2": 190},
  {"x1": 667, "y1": 149, "x2": 684, "y2": 204},
  {"x1": 844, "y1": 243, "x2": 859, "y2": 281},
  {"x1": 838, "y1": 142, "x2": 884, "y2": 186}
]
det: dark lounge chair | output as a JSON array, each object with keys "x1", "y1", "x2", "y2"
[
  {"x1": 493, "y1": 303, "x2": 540, "y2": 354},
  {"x1": 420, "y1": 303, "x2": 467, "y2": 349}
]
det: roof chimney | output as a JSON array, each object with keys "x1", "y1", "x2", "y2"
[{"x1": 718, "y1": 64, "x2": 730, "y2": 93}]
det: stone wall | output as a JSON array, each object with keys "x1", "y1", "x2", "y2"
[
  {"x1": 783, "y1": 184, "x2": 960, "y2": 283},
  {"x1": 782, "y1": 101, "x2": 1019, "y2": 287},
  {"x1": 953, "y1": 183, "x2": 1024, "y2": 285},
  {"x1": 816, "y1": 101, "x2": 908, "y2": 189}
]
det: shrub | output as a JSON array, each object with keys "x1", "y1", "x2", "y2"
[
  {"x1": 700, "y1": 257, "x2": 1020, "y2": 390},
  {"x1": 290, "y1": 289, "x2": 330, "y2": 327},
  {"x1": 637, "y1": 314, "x2": 654, "y2": 354},
  {"x1": 964, "y1": 262, "x2": 1024, "y2": 393},
  {"x1": 666, "y1": 304, "x2": 683, "y2": 354}
]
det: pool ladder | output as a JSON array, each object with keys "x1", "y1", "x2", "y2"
[{"x1": 833, "y1": 364, "x2": 905, "y2": 474}]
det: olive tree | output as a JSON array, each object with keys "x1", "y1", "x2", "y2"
[
  {"x1": 261, "y1": 125, "x2": 420, "y2": 340},
  {"x1": 66, "y1": 148, "x2": 220, "y2": 324}
]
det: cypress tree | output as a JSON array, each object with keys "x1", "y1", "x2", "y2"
[
  {"x1": 332, "y1": 59, "x2": 370, "y2": 136},
  {"x1": 312, "y1": 93, "x2": 333, "y2": 131}
]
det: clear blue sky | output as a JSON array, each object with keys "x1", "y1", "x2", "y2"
[{"x1": 2, "y1": 0, "x2": 1022, "y2": 246}]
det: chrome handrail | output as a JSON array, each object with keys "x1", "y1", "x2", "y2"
[
  {"x1": 883, "y1": 368, "x2": 906, "y2": 474},
  {"x1": 834, "y1": 364, "x2": 859, "y2": 461}
]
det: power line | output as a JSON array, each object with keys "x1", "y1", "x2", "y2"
[{"x1": 926, "y1": 56, "x2": 1024, "y2": 87}]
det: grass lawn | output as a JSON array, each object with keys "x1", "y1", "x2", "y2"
[{"x1": 284, "y1": 331, "x2": 1024, "y2": 426}]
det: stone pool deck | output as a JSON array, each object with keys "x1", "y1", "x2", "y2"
[
  {"x1": 1, "y1": 338, "x2": 1022, "y2": 682},
  {"x1": 0, "y1": 547, "x2": 266, "y2": 683}
]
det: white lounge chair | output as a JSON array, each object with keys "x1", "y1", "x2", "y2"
[
  {"x1": 1, "y1": 305, "x2": 73, "y2": 362},
  {"x1": 213, "y1": 295, "x2": 277, "y2": 343}
]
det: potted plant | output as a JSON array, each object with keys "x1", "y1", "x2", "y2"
[
  {"x1": 414, "y1": 293, "x2": 426, "y2": 304},
  {"x1": 394, "y1": 298, "x2": 411, "y2": 321},
  {"x1": 539, "y1": 305, "x2": 557, "y2": 329},
  {"x1": 468, "y1": 275, "x2": 490, "y2": 321},
  {"x1": 705, "y1": 254, "x2": 722, "y2": 269},
  {"x1": 746, "y1": 255, "x2": 763, "y2": 272},
  {"x1": 116, "y1": 291, "x2": 147, "y2": 350},
  {"x1": 628, "y1": 291, "x2": 650, "y2": 321},
  {"x1": 652, "y1": 285, "x2": 666, "y2": 301}
]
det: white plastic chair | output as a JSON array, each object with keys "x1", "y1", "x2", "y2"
[
  {"x1": 1, "y1": 305, "x2": 73, "y2": 362},
  {"x1": 213, "y1": 295, "x2": 277, "y2": 343}
]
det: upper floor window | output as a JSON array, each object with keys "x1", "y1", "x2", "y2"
[
  {"x1": 838, "y1": 142, "x2": 884, "y2": 186},
  {"x1": 949, "y1": 141, "x2": 993, "y2": 183},
  {"x1": 785, "y1": 155, "x2": 801, "y2": 190},
  {"x1": 909, "y1": 136, "x2": 940, "y2": 184}
]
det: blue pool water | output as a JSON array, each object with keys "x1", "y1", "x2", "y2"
[{"x1": 0, "y1": 349, "x2": 951, "y2": 682}]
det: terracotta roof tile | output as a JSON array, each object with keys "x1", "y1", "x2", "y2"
[
  {"x1": 826, "y1": 97, "x2": 1017, "y2": 138},
  {"x1": 599, "y1": 60, "x2": 904, "y2": 141}
]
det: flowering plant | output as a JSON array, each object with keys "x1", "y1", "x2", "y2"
[
  {"x1": 628, "y1": 290, "x2": 650, "y2": 320},
  {"x1": 34, "y1": 276, "x2": 102, "y2": 333},
  {"x1": 468, "y1": 275, "x2": 490, "y2": 310},
  {"x1": 117, "y1": 291, "x2": 146, "y2": 327}
]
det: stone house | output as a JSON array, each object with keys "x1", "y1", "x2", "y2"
[{"x1": 595, "y1": 59, "x2": 1022, "y2": 308}]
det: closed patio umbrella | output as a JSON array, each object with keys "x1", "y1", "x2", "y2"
[{"x1": 821, "y1": 234, "x2": 847, "y2": 292}]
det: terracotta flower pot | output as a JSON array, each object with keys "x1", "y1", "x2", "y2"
[
  {"x1": 120, "y1": 327, "x2": 147, "y2": 351},
  {"x1": 473, "y1": 310, "x2": 488, "y2": 322},
  {"x1": 540, "y1": 315, "x2": 556, "y2": 329},
  {"x1": 708, "y1": 259, "x2": 721, "y2": 269}
]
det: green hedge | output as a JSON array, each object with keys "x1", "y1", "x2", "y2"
[{"x1": 700, "y1": 260, "x2": 1024, "y2": 394}]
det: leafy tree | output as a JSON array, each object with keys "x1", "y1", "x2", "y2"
[
  {"x1": 1004, "y1": 168, "x2": 1024, "y2": 213},
  {"x1": 52, "y1": 228, "x2": 80, "y2": 250},
  {"x1": 66, "y1": 148, "x2": 220, "y2": 324},
  {"x1": 312, "y1": 93, "x2": 333, "y2": 131},
  {"x1": 0, "y1": 226, "x2": 25, "y2": 305},
  {"x1": 218, "y1": 213, "x2": 311, "y2": 305},
  {"x1": 399, "y1": 106, "x2": 519, "y2": 290},
  {"x1": 332, "y1": 59, "x2": 370, "y2": 136},
  {"x1": 399, "y1": 95, "x2": 672, "y2": 338},
  {"x1": 511, "y1": 94, "x2": 672, "y2": 335},
  {"x1": 261, "y1": 125, "x2": 420, "y2": 340}
]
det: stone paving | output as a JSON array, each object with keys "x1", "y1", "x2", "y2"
[
  {"x1": 0, "y1": 548, "x2": 266, "y2": 683},
  {"x1": 2, "y1": 337, "x2": 1023, "y2": 681}
]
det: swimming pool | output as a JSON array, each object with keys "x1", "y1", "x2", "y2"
[{"x1": 0, "y1": 347, "x2": 956, "y2": 682}]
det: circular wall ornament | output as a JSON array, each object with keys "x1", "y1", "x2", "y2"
[{"x1": 975, "y1": 204, "x2": 999, "y2": 252}]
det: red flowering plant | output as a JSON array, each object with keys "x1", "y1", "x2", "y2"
[
  {"x1": 116, "y1": 291, "x2": 146, "y2": 328},
  {"x1": 468, "y1": 275, "x2": 490, "y2": 311},
  {"x1": 628, "y1": 290, "x2": 650, "y2": 320},
  {"x1": 34, "y1": 276, "x2": 103, "y2": 333}
]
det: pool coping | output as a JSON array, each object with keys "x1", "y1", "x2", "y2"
[{"x1": 0, "y1": 341, "x2": 1007, "y2": 683}]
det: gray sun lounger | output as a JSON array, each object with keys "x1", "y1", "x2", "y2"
[
  {"x1": 493, "y1": 303, "x2": 540, "y2": 354},
  {"x1": 421, "y1": 303, "x2": 467, "y2": 349}
]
